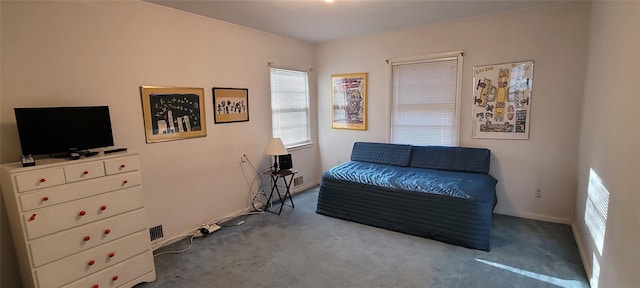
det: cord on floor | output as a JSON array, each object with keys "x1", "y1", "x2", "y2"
[
  {"x1": 153, "y1": 235, "x2": 195, "y2": 257},
  {"x1": 151, "y1": 211, "x2": 263, "y2": 256}
]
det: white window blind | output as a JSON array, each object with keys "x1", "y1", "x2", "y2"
[
  {"x1": 270, "y1": 68, "x2": 311, "y2": 147},
  {"x1": 391, "y1": 55, "x2": 462, "y2": 146}
]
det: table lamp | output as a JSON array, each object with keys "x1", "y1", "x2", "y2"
[{"x1": 264, "y1": 137, "x2": 288, "y2": 173}]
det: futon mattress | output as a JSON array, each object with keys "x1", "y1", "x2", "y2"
[{"x1": 316, "y1": 161, "x2": 497, "y2": 251}]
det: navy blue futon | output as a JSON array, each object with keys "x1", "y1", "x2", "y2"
[{"x1": 316, "y1": 142, "x2": 498, "y2": 251}]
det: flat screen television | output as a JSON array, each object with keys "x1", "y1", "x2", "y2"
[{"x1": 14, "y1": 106, "x2": 114, "y2": 156}]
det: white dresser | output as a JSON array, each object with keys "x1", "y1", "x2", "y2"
[{"x1": 1, "y1": 152, "x2": 156, "y2": 288}]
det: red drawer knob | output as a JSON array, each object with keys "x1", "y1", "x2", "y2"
[
  {"x1": 100, "y1": 205, "x2": 107, "y2": 211},
  {"x1": 28, "y1": 214, "x2": 37, "y2": 221},
  {"x1": 119, "y1": 164, "x2": 126, "y2": 169},
  {"x1": 123, "y1": 180, "x2": 128, "y2": 184},
  {"x1": 42, "y1": 196, "x2": 49, "y2": 201},
  {"x1": 39, "y1": 178, "x2": 46, "y2": 183},
  {"x1": 112, "y1": 275, "x2": 119, "y2": 281},
  {"x1": 83, "y1": 236, "x2": 90, "y2": 241},
  {"x1": 104, "y1": 229, "x2": 111, "y2": 235},
  {"x1": 88, "y1": 259, "x2": 95, "y2": 266},
  {"x1": 93, "y1": 285, "x2": 99, "y2": 288},
  {"x1": 83, "y1": 170, "x2": 89, "y2": 175},
  {"x1": 79, "y1": 210, "x2": 86, "y2": 216},
  {"x1": 108, "y1": 252, "x2": 115, "y2": 258}
]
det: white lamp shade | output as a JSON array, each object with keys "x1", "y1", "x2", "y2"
[{"x1": 264, "y1": 138, "x2": 288, "y2": 156}]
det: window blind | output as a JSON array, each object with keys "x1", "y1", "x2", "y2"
[
  {"x1": 391, "y1": 57, "x2": 460, "y2": 146},
  {"x1": 270, "y1": 68, "x2": 311, "y2": 147}
]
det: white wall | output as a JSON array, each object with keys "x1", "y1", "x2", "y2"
[
  {"x1": 316, "y1": 1, "x2": 591, "y2": 224},
  {"x1": 0, "y1": 1, "x2": 318, "y2": 285},
  {"x1": 574, "y1": 1, "x2": 640, "y2": 287},
  {"x1": 0, "y1": 1, "x2": 14, "y2": 279}
]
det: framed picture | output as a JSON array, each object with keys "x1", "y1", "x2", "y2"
[
  {"x1": 140, "y1": 86, "x2": 207, "y2": 143},
  {"x1": 331, "y1": 73, "x2": 367, "y2": 130},
  {"x1": 212, "y1": 87, "x2": 249, "y2": 124},
  {"x1": 472, "y1": 60, "x2": 534, "y2": 139}
]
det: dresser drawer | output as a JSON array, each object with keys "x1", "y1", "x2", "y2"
[
  {"x1": 104, "y1": 155, "x2": 140, "y2": 175},
  {"x1": 15, "y1": 168, "x2": 66, "y2": 193},
  {"x1": 63, "y1": 161, "x2": 105, "y2": 183},
  {"x1": 35, "y1": 231, "x2": 151, "y2": 288},
  {"x1": 62, "y1": 251, "x2": 155, "y2": 288},
  {"x1": 19, "y1": 172, "x2": 141, "y2": 212},
  {"x1": 29, "y1": 209, "x2": 149, "y2": 267},
  {"x1": 23, "y1": 186, "x2": 144, "y2": 240},
  {"x1": 1, "y1": 153, "x2": 154, "y2": 288}
]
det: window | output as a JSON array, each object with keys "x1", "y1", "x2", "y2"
[
  {"x1": 270, "y1": 68, "x2": 311, "y2": 147},
  {"x1": 390, "y1": 52, "x2": 463, "y2": 146}
]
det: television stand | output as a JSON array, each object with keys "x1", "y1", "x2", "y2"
[
  {"x1": 81, "y1": 151, "x2": 99, "y2": 157},
  {"x1": 52, "y1": 152, "x2": 75, "y2": 159},
  {"x1": 52, "y1": 150, "x2": 99, "y2": 159}
]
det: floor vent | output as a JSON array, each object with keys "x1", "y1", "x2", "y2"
[
  {"x1": 294, "y1": 176, "x2": 303, "y2": 187},
  {"x1": 149, "y1": 225, "x2": 164, "y2": 241}
]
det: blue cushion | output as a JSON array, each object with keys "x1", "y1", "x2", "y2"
[
  {"x1": 350, "y1": 142, "x2": 412, "y2": 167},
  {"x1": 409, "y1": 146, "x2": 491, "y2": 174}
]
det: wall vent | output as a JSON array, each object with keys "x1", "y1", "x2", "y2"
[
  {"x1": 294, "y1": 176, "x2": 303, "y2": 187},
  {"x1": 149, "y1": 225, "x2": 164, "y2": 241}
]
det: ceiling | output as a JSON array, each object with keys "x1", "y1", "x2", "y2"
[{"x1": 147, "y1": 0, "x2": 551, "y2": 43}]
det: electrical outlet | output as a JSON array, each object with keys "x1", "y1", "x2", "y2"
[
  {"x1": 535, "y1": 188, "x2": 542, "y2": 198},
  {"x1": 240, "y1": 154, "x2": 247, "y2": 163}
]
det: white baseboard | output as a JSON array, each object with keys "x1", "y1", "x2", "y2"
[
  {"x1": 291, "y1": 181, "x2": 319, "y2": 194},
  {"x1": 571, "y1": 223, "x2": 593, "y2": 281},
  {"x1": 151, "y1": 205, "x2": 256, "y2": 251},
  {"x1": 493, "y1": 209, "x2": 572, "y2": 224},
  {"x1": 150, "y1": 183, "x2": 321, "y2": 252}
]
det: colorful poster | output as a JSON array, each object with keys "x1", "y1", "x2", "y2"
[
  {"x1": 331, "y1": 73, "x2": 367, "y2": 130},
  {"x1": 472, "y1": 61, "x2": 534, "y2": 139}
]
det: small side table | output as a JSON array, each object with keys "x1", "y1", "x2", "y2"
[{"x1": 263, "y1": 169, "x2": 297, "y2": 215}]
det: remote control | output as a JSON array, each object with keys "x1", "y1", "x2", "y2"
[{"x1": 104, "y1": 148, "x2": 127, "y2": 154}]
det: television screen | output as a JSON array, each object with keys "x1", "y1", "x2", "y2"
[{"x1": 14, "y1": 106, "x2": 114, "y2": 156}]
